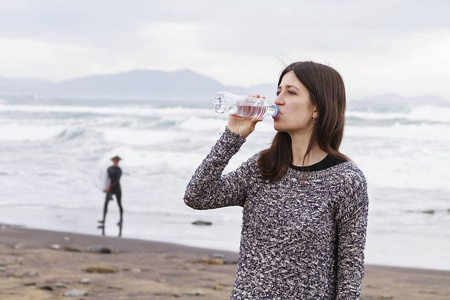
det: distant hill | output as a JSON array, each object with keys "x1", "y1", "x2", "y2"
[
  {"x1": 0, "y1": 69, "x2": 275, "y2": 101},
  {"x1": 1, "y1": 71, "x2": 448, "y2": 108},
  {"x1": 0, "y1": 76, "x2": 54, "y2": 97}
]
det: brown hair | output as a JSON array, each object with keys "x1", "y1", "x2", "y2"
[{"x1": 258, "y1": 61, "x2": 348, "y2": 183}]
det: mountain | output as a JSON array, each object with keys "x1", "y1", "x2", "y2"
[
  {"x1": 0, "y1": 69, "x2": 274, "y2": 101},
  {"x1": 2, "y1": 71, "x2": 448, "y2": 107},
  {"x1": 0, "y1": 76, "x2": 55, "y2": 97}
]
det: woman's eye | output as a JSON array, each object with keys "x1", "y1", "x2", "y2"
[
  {"x1": 288, "y1": 90, "x2": 296, "y2": 95},
  {"x1": 276, "y1": 91, "x2": 281, "y2": 96}
]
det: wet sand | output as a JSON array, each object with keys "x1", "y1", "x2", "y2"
[{"x1": 1, "y1": 226, "x2": 449, "y2": 299}]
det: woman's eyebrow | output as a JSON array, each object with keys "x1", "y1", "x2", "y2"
[
  {"x1": 278, "y1": 84, "x2": 300, "y2": 91},
  {"x1": 286, "y1": 84, "x2": 300, "y2": 90}
]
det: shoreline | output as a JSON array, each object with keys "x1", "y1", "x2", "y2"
[{"x1": 1, "y1": 225, "x2": 450, "y2": 299}]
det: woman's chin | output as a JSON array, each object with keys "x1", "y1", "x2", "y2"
[{"x1": 273, "y1": 121, "x2": 283, "y2": 131}]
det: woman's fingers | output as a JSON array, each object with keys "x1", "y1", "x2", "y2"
[{"x1": 228, "y1": 114, "x2": 263, "y2": 139}]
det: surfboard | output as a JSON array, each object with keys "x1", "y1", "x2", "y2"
[
  {"x1": 91, "y1": 169, "x2": 110, "y2": 191},
  {"x1": 100, "y1": 170, "x2": 110, "y2": 191}
]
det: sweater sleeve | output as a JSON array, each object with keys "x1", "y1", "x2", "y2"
[
  {"x1": 335, "y1": 167, "x2": 369, "y2": 299},
  {"x1": 184, "y1": 127, "x2": 255, "y2": 210}
]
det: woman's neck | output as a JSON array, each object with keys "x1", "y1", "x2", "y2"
[{"x1": 290, "y1": 133, "x2": 327, "y2": 167}]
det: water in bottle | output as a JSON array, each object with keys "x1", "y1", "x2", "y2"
[{"x1": 212, "y1": 91, "x2": 279, "y2": 118}]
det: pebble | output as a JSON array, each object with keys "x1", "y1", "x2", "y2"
[
  {"x1": 50, "y1": 244, "x2": 61, "y2": 250},
  {"x1": 208, "y1": 259, "x2": 224, "y2": 265},
  {"x1": 89, "y1": 246, "x2": 112, "y2": 254},
  {"x1": 61, "y1": 246, "x2": 82, "y2": 252},
  {"x1": 186, "y1": 289, "x2": 204, "y2": 296},
  {"x1": 80, "y1": 278, "x2": 91, "y2": 284},
  {"x1": 7, "y1": 258, "x2": 23, "y2": 265},
  {"x1": 55, "y1": 282, "x2": 67, "y2": 288},
  {"x1": 192, "y1": 257, "x2": 224, "y2": 265},
  {"x1": 64, "y1": 289, "x2": 88, "y2": 297},
  {"x1": 192, "y1": 220, "x2": 212, "y2": 226},
  {"x1": 85, "y1": 266, "x2": 117, "y2": 273},
  {"x1": 24, "y1": 271, "x2": 39, "y2": 277}
]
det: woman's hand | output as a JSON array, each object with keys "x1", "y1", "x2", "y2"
[{"x1": 227, "y1": 94, "x2": 264, "y2": 139}]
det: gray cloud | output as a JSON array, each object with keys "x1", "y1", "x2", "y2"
[{"x1": 1, "y1": 0, "x2": 450, "y2": 99}]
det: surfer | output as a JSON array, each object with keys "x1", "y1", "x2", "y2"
[{"x1": 98, "y1": 155, "x2": 124, "y2": 233}]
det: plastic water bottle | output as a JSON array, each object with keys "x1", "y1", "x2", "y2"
[{"x1": 213, "y1": 91, "x2": 279, "y2": 118}]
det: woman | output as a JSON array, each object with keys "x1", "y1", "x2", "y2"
[{"x1": 184, "y1": 61, "x2": 368, "y2": 299}]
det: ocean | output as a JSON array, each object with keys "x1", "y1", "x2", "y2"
[{"x1": 1, "y1": 96, "x2": 449, "y2": 271}]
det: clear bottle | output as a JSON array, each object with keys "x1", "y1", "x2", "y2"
[{"x1": 213, "y1": 91, "x2": 279, "y2": 118}]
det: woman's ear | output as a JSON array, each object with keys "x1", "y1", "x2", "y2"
[{"x1": 312, "y1": 106, "x2": 319, "y2": 120}]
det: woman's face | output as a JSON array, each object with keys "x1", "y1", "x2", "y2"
[{"x1": 273, "y1": 71, "x2": 318, "y2": 135}]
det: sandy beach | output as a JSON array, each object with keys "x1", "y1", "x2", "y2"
[{"x1": 1, "y1": 225, "x2": 449, "y2": 300}]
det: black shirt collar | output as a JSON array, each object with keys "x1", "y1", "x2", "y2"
[{"x1": 290, "y1": 155, "x2": 345, "y2": 172}]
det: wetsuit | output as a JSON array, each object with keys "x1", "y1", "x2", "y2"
[{"x1": 102, "y1": 166, "x2": 123, "y2": 225}]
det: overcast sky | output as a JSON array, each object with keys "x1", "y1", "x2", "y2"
[{"x1": 1, "y1": 0, "x2": 449, "y2": 100}]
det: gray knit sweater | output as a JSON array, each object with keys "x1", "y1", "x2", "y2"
[{"x1": 184, "y1": 128, "x2": 368, "y2": 299}]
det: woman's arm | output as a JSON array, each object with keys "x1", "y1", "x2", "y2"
[
  {"x1": 184, "y1": 127, "x2": 257, "y2": 210},
  {"x1": 335, "y1": 167, "x2": 369, "y2": 298}
]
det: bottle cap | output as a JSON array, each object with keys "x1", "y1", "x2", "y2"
[{"x1": 271, "y1": 105, "x2": 280, "y2": 118}]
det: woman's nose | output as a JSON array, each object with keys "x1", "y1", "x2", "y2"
[{"x1": 274, "y1": 94, "x2": 284, "y2": 106}]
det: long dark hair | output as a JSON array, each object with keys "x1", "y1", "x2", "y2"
[{"x1": 258, "y1": 61, "x2": 348, "y2": 183}]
